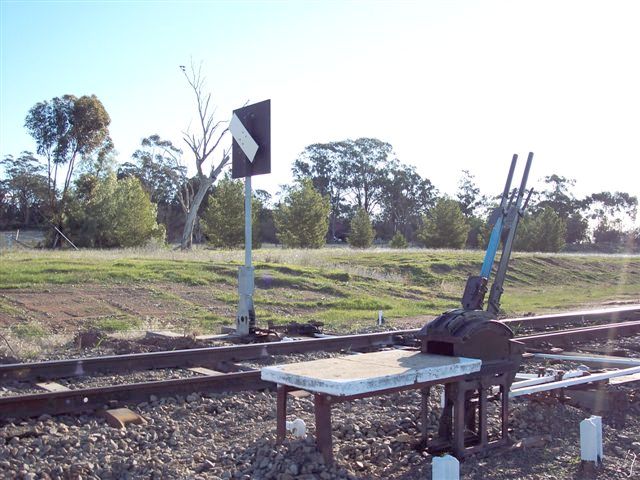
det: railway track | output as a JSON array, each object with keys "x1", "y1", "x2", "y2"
[{"x1": 1, "y1": 306, "x2": 639, "y2": 420}]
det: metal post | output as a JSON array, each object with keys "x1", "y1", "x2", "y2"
[
  {"x1": 276, "y1": 384, "x2": 287, "y2": 442},
  {"x1": 314, "y1": 394, "x2": 334, "y2": 463},
  {"x1": 453, "y1": 383, "x2": 466, "y2": 456},
  {"x1": 245, "y1": 175, "x2": 252, "y2": 268},
  {"x1": 420, "y1": 386, "x2": 430, "y2": 439},
  {"x1": 236, "y1": 176, "x2": 255, "y2": 336}
]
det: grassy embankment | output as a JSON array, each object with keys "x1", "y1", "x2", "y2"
[{"x1": 1, "y1": 248, "x2": 639, "y2": 340}]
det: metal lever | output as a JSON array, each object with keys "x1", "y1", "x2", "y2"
[{"x1": 487, "y1": 152, "x2": 534, "y2": 315}]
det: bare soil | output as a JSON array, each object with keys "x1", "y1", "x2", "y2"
[{"x1": 0, "y1": 284, "x2": 222, "y2": 332}]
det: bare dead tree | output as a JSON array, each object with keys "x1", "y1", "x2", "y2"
[{"x1": 179, "y1": 63, "x2": 230, "y2": 249}]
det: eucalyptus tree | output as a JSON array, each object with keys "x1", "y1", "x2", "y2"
[
  {"x1": 0, "y1": 152, "x2": 48, "y2": 227},
  {"x1": 379, "y1": 161, "x2": 437, "y2": 241},
  {"x1": 293, "y1": 137, "x2": 397, "y2": 239},
  {"x1": 333, "y1": 137, "x2": 392, "y2": 215},
  {"x1": 24, "y1": 94, "x2": 112, "y2": 245},
  {"x1": 456, "y1": 170, "x2": 486, "y2": 218}
]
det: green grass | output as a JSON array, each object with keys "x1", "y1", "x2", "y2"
[
  {"x1": 11, "y1": 322, "x2": 47, "y2": 339},
  {"x1": 0, "y1": 248, "x2": 639, "y2": 333},
  {"x1": 91, "y1": 316, "x2": 142, "y2": 333}
]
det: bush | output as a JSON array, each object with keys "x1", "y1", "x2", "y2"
[
  {"x1": 515, "y1": 207, "x2": 566, "y2": 252},
  {"x1": 417, "y1": 198, "x2": 469, "y2": 249},
  {"x1": 201, "y1": 177, "x2": 260, "y2": 248},
  {"x1": 65, "y1": 174, "x2": 164, "y2": 247},
  {"x1": 274, "y1": 180, "x2": 330, "y2": 248},
  {"x1": 348, "y1": 208, "x2": 375, "y2": 248},
  {"x1": 389, "y1": 231, "x2": 408, "y2": 248}
]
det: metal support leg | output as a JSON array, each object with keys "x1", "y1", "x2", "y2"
[
  {"x1": 464, "y1": 389, "x2": 476, "y2": 434},
  {"x1": 479, "y1": 386, "x2": 488, "y2": 447},
  {"x1": 501, "y1": 383, "x2": 509, "y2": 441},
  {"x1": 453, "y1": 384, "x2": 466, "y2": 456},
  {"x1": 276, "y1": 384, "x2": 287, "y2": 442},
  {"x1": 438, "y1": 383, "x2": 454, "y2": 439},
  {"x1": 315, "y1": 394, "x2": 333, "y2": 464},
  {"x1": 420, "y1": 386, "x2": 430, "y2": 439}
]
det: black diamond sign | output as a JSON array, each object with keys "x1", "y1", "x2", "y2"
[{"x1": 231, "y1": 99, "x2": 271, "y2": 179}]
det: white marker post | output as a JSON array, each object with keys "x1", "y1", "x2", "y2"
[
  {"x1": 230, "y1": 113, "x2": 259, "y2": 336},
  {"x1": 432, "y1": 454, "x2": 460, "y2": 480},
  {"x1": 580, "y1": 415, "x2": 603, "y2": 465}
]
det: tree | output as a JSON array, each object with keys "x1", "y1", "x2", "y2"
[
  {"x1": 536, "y1": 175, "x2": 578, "y2": 218},
  {"x1": 118, "y1": 134, "x2": 188, "y2": 240},
  {"x1": 515, "y1": 207, "x2": 566, "y2": 252},
  {"x1": 456, "y1": 170, "x2": 486, "y2": 218},
  {"x1": 293, "y1": 143, "x2": 348, "y2": 240},
  {"x1": 335, "y1": 138, "x2": 393, "y2": 215},
  {"x1": 379, "y1": 161, "x2": 437, "y2": 241},
  {"x1": 389, "y1": 231, "x2": 408, "y2": 248},
  {"x1": 65, "y1": 174, "x2": 164, "y2": 248},
  {"x1": 565, "y1": 212, "x2": 589, "y2": 244},
  {"x1": 293, "y1": 138, "x2": 417, "y2": 240},
  {"x1": 348, "y1": 208, "x2": 375, "y2": 248},
  {"x1": 626, "y1": 228, "x2": 640, "y2": 253},
  {"x1": 124, "y1": 135, "x2": 186, "y2": 206},
  {"x1": 254, "y1": 189, "x2": 277, "y2": 244},
  {"x1": 0, "y1": 152, "x2": 48, "y2": 227},
  {"x1": 582, "y1": 191, "x2": 637, "y2": 223},
  {"x1": 179, "y1": 64, "x2": 231, "y2": 250},
  {"x1": 201, "y1": 176, "x2": 260, "y2": 248},
  {"x1": 274, "y1": 180, "x2": 330, "y2": 248},
  {"x1": 592, "y1": 217, "x2": 626, "y2": 251},
  {"x1": 24, "y1": 94, "x2": 112, "y2": 245},
  {"x1": 112, "y1": 177, "x2": 165, "y2": 247},
  {"x1": 417, "y1": 197, "x2": 469, "y2": 249}
]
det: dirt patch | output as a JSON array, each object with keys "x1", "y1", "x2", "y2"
[
  {"x1": 0, "y1": 285, "x2": 217, "y2": 332},
  {"x1": 4, "y1": 290, "x2": 117, "y2": 323}
]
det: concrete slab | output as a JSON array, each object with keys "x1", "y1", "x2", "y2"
[
  {"x1": 35, "y1": 381, "x2": 70, "y2": 393},
  {"x1": 145, "y1": 330, "x2": 185, "y2": 339},
  {"x1": 195, "y1": 333, "x2": 231, "y2": 341},
  {"x1": 261, "y1": 349, "x2": 481, "y2": 396},
  {"x1": 187, "y1": 367, "x2": 225, "y2": 376}
]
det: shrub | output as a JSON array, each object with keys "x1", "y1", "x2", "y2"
[
  {"x1": 201, "y1": 177, "x2": 260, "y2": 248},
  {"x1": 348, "y1": 208, "x2": 375, "y2": 248},
  {"x1": 274, "y1": 180, "x2": 330, "y2": 248},
  {"x1": 417, "y1": 197, "x2": 469, "y2": 249},
  {"x1": 389, "y1": 231, "x2": 408, "y2": 248}
]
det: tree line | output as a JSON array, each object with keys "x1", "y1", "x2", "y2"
[{"x1": 1, "y1": 89, "x2": 638, "y2": 253}]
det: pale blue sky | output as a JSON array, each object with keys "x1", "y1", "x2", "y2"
[{"x1": 1, "y1": 0, "x2": 639, "y2": 209}]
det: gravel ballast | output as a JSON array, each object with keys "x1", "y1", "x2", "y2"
[{"x1": 1, "y1": 362, "x2": 639, "y2": 479}]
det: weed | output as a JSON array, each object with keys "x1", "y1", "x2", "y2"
[
  {"x1": 11, "y1": 323, "x2": 46, "y2": 339},
  {"x1": 92, "y1": 316, "x2": 141, "y2": 333}
]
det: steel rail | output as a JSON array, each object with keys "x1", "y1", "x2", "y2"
[
  {"x1": 0, "y1": 371, "x2": 267, "y2": 419},
  {"x1": 2, "y1": 306, "x2": 639, "y2": 383},
  {"x1": 517, "y1": 319, "x2": 640, "y2": 347},
  {"x1": 1, "y1": 314, "x2": 640, "y2": 420},
  {"x1": 0, "y1": 329, "x2": 416, "y2": 382},
  {"x1": 502, "y1": 305, "x2": 640, "y2": 330}
]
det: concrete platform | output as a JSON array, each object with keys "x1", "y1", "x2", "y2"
[{"x1": 261, "y1": 349, "x2": 481, "y2": 396}]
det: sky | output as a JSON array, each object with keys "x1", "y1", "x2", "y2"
[{"x1": 1, "y1": 0, "x2": 639, "y2": 211}]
